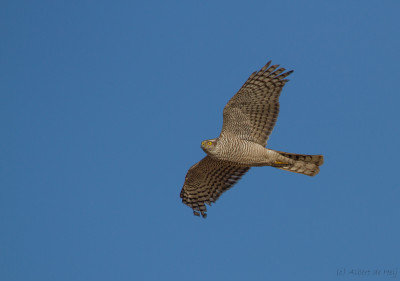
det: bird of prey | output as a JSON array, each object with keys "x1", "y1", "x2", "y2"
[{"x1": 180, "y1": 61, "x2": 324, "y2": 218}]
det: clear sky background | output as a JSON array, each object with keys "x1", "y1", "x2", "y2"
[{"x1": 1, "y1": 1, "x2": 400, "y2": 281}]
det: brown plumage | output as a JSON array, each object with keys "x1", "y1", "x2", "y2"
[{"x1": 180, "y1": 61, "x2": 324, "y2": 218}]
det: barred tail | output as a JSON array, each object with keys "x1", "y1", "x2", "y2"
[{"x1": 274, "y1": 151, "x2": 324, "y2": 176}]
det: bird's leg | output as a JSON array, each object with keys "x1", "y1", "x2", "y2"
[{"x1": 273, "y1": 161, "x2": 290, "y2": 167}]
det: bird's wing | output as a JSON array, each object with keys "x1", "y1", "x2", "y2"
[
  {"x1": 180, "y1": 156, "x2": 250, "y2": 218},
  {"x1": 220, "y1": 61, "x2": 293, "y2": 146}
]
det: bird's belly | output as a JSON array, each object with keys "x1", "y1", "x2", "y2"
[{"x1": 214, "y1": 140, "x2": 274, "y2": 166}]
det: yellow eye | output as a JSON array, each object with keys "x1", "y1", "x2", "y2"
[{"x1": 207, "y1": 142, "x2": 212, "y2": 146}]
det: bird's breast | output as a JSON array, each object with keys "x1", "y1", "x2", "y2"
[{"x1": 213, "y1": 137, "x2": 272, "y2": 166}]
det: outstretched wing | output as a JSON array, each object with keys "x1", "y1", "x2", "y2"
[
  {"x1": 180, "y1": 156, "x2": 250, "y2": 218},
  {"x1": 220, "y1": 61, "x2": 293, "y2": 146}
]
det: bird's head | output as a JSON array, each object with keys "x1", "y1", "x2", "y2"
[{"x1": 201, "y1": 138, "x2": 218, "y2": 155}]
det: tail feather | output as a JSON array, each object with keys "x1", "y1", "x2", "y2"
[{"x1": 274, "y1": 151, "x2": 324, "y2": 176}]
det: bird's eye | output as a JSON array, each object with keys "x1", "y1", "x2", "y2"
[{"x1": 207, "y1": 142, "x2": 212, "y2": 146}]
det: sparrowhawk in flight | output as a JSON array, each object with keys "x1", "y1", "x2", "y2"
[{"x1": 180, "y1": 61, "x2": 324, "y2": 218}]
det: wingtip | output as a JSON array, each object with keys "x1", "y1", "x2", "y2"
[
  {"x1": 193, "y1": 210, "x2": 207, "y2": 218},
  {"x1": 260, "y1": 60, "x2": 272, "y2": 72}
]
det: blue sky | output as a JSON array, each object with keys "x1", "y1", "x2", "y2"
[{"x1": 1, "y1": 1, "x2": 399, "y2": 280}]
